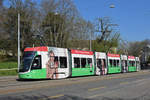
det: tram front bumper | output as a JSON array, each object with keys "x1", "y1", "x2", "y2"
[{"x1": 18, "y1": 72, "x2": 33, "y2": 79}]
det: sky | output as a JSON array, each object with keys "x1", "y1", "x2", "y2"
[
  {"x1": 73, "y1": 0, "x2": 150, "y2": 42},
  {"x1": 3, "y1": 0, "x2": 150, "y2": 42}
]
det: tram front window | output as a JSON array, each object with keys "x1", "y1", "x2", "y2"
[{"x1": 19, "y1": 51, "x2": 35, "y2": 72}]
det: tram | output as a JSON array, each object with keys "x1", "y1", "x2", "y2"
[
  {"x1": 19, "y1": 47, "x2": 69, "y2": 79},
  {"x1": 70, "y1": 49, "x2": 95, "y2": 77},
  {"x1": 128, "y1": 56, "x2": 136, "y2": 72},
  {"x1": 107, "y1": 53, "x2": 121, "y2": 74},
  {"x1": 18, "y1": 46, "x2": 140, "y2": 79}
]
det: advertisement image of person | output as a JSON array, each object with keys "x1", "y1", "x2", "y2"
[
  {"x1": 46, "y1": 50, "x2": 58, "y2": 79},
  {"x1": 123, "y1": 61, "x2": 126, "y2": 72},
  {"x1": 97, "y1": 59, "x2": 101, "y2": 73},
  {"x1": 101, "y1": 59, "x2": 105, "y2": 75}
]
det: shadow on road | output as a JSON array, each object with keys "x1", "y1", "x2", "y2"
[
  {"x1": 16, "y1": 78, "x2": 51, "y2": 82},
  {"x1": 15, "y1": 75, "x2": 96, "y2": 82},
  {"x1": 1, "y1": 94, "x2": 150, "y2": 100}
]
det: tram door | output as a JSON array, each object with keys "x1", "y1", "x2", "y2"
[
  {"x1": 125, "y1": 60, "x2": 128, "y2": 72},
  {"x1": 95, "y1": 52, "x2": 107, "y2": 75},
  {"x1": 121, "y1": 60, "x2": 128, "y2": 73},
  {"x1": 136, "y1": 57, "x2": 140, "y2": 71},
  {"x1": 121, "y1": 55, "x2": 128, "y2": 73},
  {"x1": 121, "y1": 60, "x2": 125, "y2": 73},
  {"x1": 97, "y1": 59, "x2": 106, "y2": 75}
]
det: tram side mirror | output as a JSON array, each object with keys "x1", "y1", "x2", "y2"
[
  {"x1": 33, "y1": 63, "x2": 37, "y2": 67},
  {"x1": 31, "y1": 55, "x2": 41, "y2": 70}
]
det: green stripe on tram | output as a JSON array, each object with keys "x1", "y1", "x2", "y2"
[
  {"x1": 19, "y1": 68, "x2": 46, "y2": 79},
  {"x1": 128, "y1": 66, "x2": 137, "y2": 72},
  {"x1": 72, "y1": 67, "x2": 95, "y2": 77},
  {"x1": 108, "y1": 66, "x2": 121, "y2": 74}
]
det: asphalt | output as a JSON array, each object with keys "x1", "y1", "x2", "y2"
[{"x1": 0, "y1": 70, "x2": 150, "y2": 100}]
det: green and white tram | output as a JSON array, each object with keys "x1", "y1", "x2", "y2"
[
  {"x1": 70, "y1": 49, "x2": 95, "y2": 77},
  {"x1": 19, "y1": 47, "x2": 70, "y2": 79},
  {"x1": 107, "y1": 53, "x2": 121, "y2": 74},
  {"x1": 128, "y1": 56, "x2": 136, "y2": 72},
  {"x1": 18, "y1": 46, "x2": 140, "y2": 79}
]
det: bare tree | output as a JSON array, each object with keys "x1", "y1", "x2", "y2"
[
  {"x1": 1, "y1": 0, "x2": 38, "y2": 56},
  {"x1": 93, "y1": 17, "x2": 120, "y2": 53},
  {"x1": 41, "y1": 0, "x2": 58, "y2": 15},
  {"x1": 41, "y1": 0, "x2": 81, "y2": 48}
]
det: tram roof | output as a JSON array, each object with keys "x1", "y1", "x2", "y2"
[
  {"x1": 24, "y1": 46, "x2": 48, "y2": 52},
  {"x1": 71, "y1": 49, "x2": 93, "y2": 55},
  {"x1": 128, "y1": 56, "x2": 135, "y2": 59},
  {"x1": 107, "y1": 53, "x2": 120, "y2": 58}
]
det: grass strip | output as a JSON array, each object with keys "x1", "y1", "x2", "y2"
[
  {"x1": 0, "y1": 62, "x2": 17, "y2": 69},
  {"x1": 0, "y1": 69, "x2": 18, "y2": 76}
]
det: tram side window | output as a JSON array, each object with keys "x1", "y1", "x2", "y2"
[
  {"x1": 129, "y1": 61, "x2": 131, "y2": 66},
  {"x1": 97, "y1": 59, "x2": 101, "y2": 68},
  {"x1": 31, "y1": 55, "x2": 41, "y2": 70},
  {"x1": 136, "y1": 61, "x2": 138, "y2": 65},
  {"x1": 109, "y1": 59, "x2": 113, "y2": 67},
  {"x1": 136, "y1": 61, "x2": 139, "y2": 65},
  {"x1": 87, "y1": 58, "x2": 92, "y2": 67},
  {"x1": 131, "y1": 61, "x2": 134, "y2": 66},
  {"x1": 117, "y1": 60, "x2": 120, "y2": 67},
  {"x1": 54, "y1": 56, "x2": 59, "y2": 67},
  {"x1": 60, "y1": 57, "x2": 67, "y2": 68},
  {"x1": 129, "y1": 61, "x2": 132, "y2": 66},
  {"x1": 113, "y1": 60, "x2": 117, "y2": 67},
  {"x1": 81, "y1": 58, "x2": 86, "y2": 68},
  {"x1": 74, "y1": 58, "x2": 80, "y2": 68},
  {"x1": 132, "y1": 61, "x2": 135, "y2": 66},
  {"x1": 54, "y1": 56, "x2": 58, "y2": 62},
  {"x1": 121, "y1": 61, "x2": 124, "y2": 66},
  {"x1": 131, "y1": 61, "x2": 133, "y2": 66},
  {"x1": 125, "y1": 61, "x2": 128, "y2": 66},
  {"x1": 103, "y1": 59, "x2": 106, "y2": 68}
]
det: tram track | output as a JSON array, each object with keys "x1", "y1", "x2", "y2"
[
  {"x1": 0, "y1": 70, "x2": 149, "y2": 87},
  {"x1": 0, "y1": 76, "x2": 17, "y2": 82},
  {"x1": 0, "y1": 79, "x2": 51, "y2": 88},
  {"x1": 0, "y1": 79, "x2": 17, "y2": 83},
  {"x1": 0, "y1": 70, "x2": 149, "y2": 96}
]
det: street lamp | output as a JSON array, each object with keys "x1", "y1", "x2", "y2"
[
  {"x1": 147, "y1": 45, "x2": 150, "y2": 48},
  {"x1": 109, "y1": 3, "x2": 115, "y2": 23},
  {"x1": 18, "y1": 13, "x2": 20, "y2": 72},
  {"x1": 54, "y1": 12, "x2": 58, "y2": 47},
  {"x1": 110, "y1": 4, "x2": 115, "y2": 8},
  {"x1": 145, "y1": 45, "x2": 150, "y2": 62}
]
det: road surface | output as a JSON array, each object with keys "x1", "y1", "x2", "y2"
[{"x1": 0, "y1": 70, "x2": 150, "y2": 100}]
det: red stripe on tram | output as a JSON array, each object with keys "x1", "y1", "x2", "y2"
[
  {"x1": 107, "y1": 53, "x2": 120, "y2": 58},
  {"x1": 24, "y1": 46, "x2": 48, "y2": 52},
  {"x1": 71, "y1": 49, "x2": 93, "y2": 55}
]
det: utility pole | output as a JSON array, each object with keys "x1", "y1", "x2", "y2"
[
  {"x1": 18, "y1": 13, "x2": 20, "y2": 72},
  {"x1": 90, "y1": 31, "x2": 92, "y2": 51}
]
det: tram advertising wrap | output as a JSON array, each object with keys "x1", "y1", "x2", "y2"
[{"x1": 95, "y1": 52, "x2": 107, "y2": 75}]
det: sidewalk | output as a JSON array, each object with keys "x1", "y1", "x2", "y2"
[
  {"x1": 0, "y1": 69, "x2": 149, "y2": 79},
  {"x1": 0, "y1": 75, "x2": 18, "y2": 80}
]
